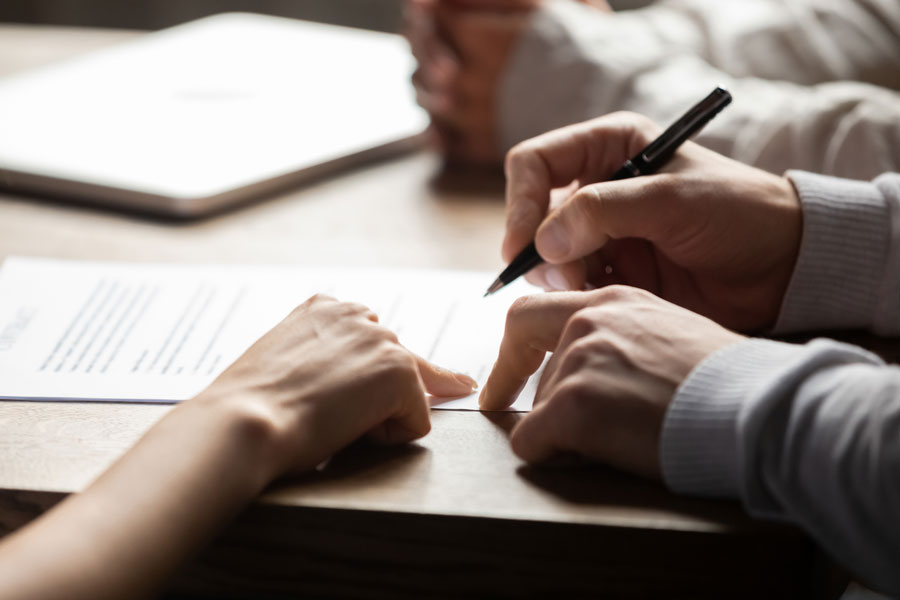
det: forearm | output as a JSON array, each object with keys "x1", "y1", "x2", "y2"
[
  {"x1": 633, "y1": 0, "x2": 900, "y2": 86},
  {"x1": 0, "y1": 397, "x2": 274, "y2": 599},
  {"x1": 662, "y1": 338, "x2": 900, "y2": 595},
  {"x1": 514, "y1": 0, "x2": 900, "y2": 86},
  {"x1": 501, "y1": 33, "x2": 900, "y2": 179},
  {"x1": 0, "y1": 293, "x2": 456, "y2": 599}
]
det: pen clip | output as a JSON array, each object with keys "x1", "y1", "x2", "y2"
[{"x1": 642, "y1": 87, "x2": 732, "y2": 167}]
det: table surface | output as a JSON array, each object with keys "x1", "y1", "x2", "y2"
[{"x1": 0, "y1": 24, "x2": 833, "y2": 599}]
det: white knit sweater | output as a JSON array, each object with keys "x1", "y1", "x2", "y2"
[{"x1": 499, "y1": 0, "x2": 900, "y2": 179}]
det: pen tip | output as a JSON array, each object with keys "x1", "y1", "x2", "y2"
[{"x1": 484, "y1": 278, "x2": 504, "y2": 297}]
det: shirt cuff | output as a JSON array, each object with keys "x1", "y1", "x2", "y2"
[
  {"x1": 775, "y1": 171, "x2": 890, "y2": 334},
  {"x1": 660, "y1": 338, "x2": 808, "y2": 498}
]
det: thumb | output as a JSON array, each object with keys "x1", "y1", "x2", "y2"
[
  {"x1": 534, "y1": 176, "x2": 679, "y2": 264},
  {"x1": 479, "y1": 292, "x2": 598, "y2": 410}
]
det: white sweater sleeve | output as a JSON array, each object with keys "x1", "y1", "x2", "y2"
[
  {"x1": 609, "y1": 0, "x2": 900, "y2": 86},
  {"x1": 499, "y1": 1, "x2": 900, "y2": 179}
]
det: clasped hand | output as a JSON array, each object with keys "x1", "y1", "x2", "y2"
[{"x1": 405, "y1": 0, "x2": 610, "y2": 162}]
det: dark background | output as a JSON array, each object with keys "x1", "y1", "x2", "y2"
[
  {"x1": 0, "y1": 0, "x2": 652, "y2": 32},
  {"x1": 0, "y1": 0, "x2": 405, "y2": 32}
]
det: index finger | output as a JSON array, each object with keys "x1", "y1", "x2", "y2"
[
  {"x1": 367, "y1": 352, "x2": 478, "y2": 446},
  {"x1": 479, "y1": 292, "x2": 600, "y2": 410},
  {"x1": 501, "y1": 113, "x2": 659, "y2": 263},
  {"x1": 413, "y1": 353, "x2": 478, "y2": 397}
]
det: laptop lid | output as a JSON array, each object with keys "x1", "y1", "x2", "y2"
[{"x1": 0, "y1": 13, "x2": 428, "y2": 217}]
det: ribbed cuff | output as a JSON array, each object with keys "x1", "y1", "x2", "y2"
[
  {"x1": 660, "y1": 338, "x2": 806, "y2": 498},
  {"x1": 775, "y1": 171, "x2": 889, "y2": 334}
]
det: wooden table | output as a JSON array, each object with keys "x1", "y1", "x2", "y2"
[{"x1": 0, "y1": 24, "x2": 838, "y2": 599}]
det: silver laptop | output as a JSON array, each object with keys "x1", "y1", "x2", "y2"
[{"x1": 0, "y1": 13, "x2": 428, "y2": 217}]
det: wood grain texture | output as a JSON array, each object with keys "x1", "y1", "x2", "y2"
[
  {"x1": 0, "y1": 407, "x2": 826, "y2": 598},
  {"x1": 168, "y1": 505, "x2": 823, "y2": 599},
  {"x1": 0, "y1": 25, "x2": 843, "y2": 599}
]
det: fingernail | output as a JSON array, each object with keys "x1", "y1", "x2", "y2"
[
  {"x1": 455, "y1": 373, "x2": 478, "y2": 391},
  {"x1": 536, "y1": 220, "x2": 569, "y2": 260},
  {"x1": 545, "y1": 266, "x2": 568, "y2": 291}
]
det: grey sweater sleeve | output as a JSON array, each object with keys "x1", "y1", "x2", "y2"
[
  {"x1": 776, "y1": 172, "x2": 900, "y2": 336},
  {"x1": 660, "y1": 172, "x2": 900, "y2": 593},
  {"x1": 661, "y1": 338, "x2": 900, "y2": 595},
  {"x1": 499, "y1": 1, "x2": 900, "y2": 179}
]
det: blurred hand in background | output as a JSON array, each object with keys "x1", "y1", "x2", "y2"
[{"x1": 405, "y1": 0, "x2": 611, "y2": 164}]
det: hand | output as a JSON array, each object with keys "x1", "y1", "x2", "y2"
[
  {"x1": 405, "y1": 0, "x2": 610, "y2": 164},
  {"x1": 479, "y1": 286, "x2": 743, "y2": 478},
  {"x1": 192, "y1": 294, "x2": 476, "y2": 479},
  {"x1": 0, "y1": 295, "x2": 476, "y2": 600},
  {"x1": 502, "y1": 112, "x2": 803, "y2": 331}
]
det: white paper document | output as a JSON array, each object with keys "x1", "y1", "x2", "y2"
[{"x1": 0, "y1": 258, "x2": 542, "y2": 411}]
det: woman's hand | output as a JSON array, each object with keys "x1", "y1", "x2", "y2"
[
  {"x1": 503, "y1": 112, "x2": 803, "y2": 332},
  {"x1": 192, "y1": 293, "x2": 476, "y2": 479},
  {"x1": 0, "y1": 294, "x2": 475, "y2": 600},
  {"x1": 405, "y1": 0, "x2": 610, "y2": 163}
]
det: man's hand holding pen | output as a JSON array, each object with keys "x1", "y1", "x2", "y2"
[
  {"x1": 480, "y1": 108, "x2": 810, "y2": 475},
  {"x1": 500, "y1": 111, "x2": 803, "y2": 332}
]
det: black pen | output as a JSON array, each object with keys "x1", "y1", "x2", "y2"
[{"x1": 484, "y1": 86, "x2": 732, "y2": 296}]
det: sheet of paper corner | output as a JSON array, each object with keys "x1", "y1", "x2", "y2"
[{"x1": 0, "y1": 257, "x2": 546, "y2": 411}]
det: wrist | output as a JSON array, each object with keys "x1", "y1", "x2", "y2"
[
  {"x1": 763, "y1": 175, "x2": 803, "y2": 328},
  {"x1": 180, "y1": 389, "x2": 286, "y2": 494},
  {"x1": 40, "y1": 389, "x2": 290, "y2": 596}
]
